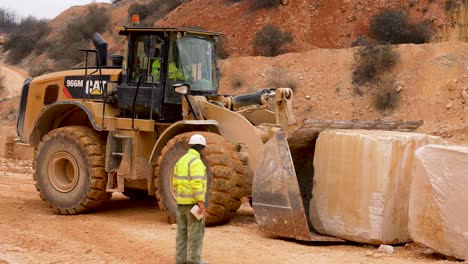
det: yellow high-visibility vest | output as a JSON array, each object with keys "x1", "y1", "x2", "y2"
[
  {"x1": 151, "y1": 59, "x2": 185, "y2": 81},
  {"x1": 173, "y1": 148, "x2": 207, "y2": 204}
]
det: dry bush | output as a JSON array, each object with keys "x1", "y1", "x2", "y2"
[
  {"x1": 253, "y1": 24, "x2": 293, "y2": 57},
  {"x1": 266, "y1": 66, "x2": 297, "y2": 91},
  {"x1": 128, "y1": 3, "x2": 152, "y2": 21},
  {"x1": 373, "y1": 79, "x2": 400, "y2": 112},
  {"x1": 3, "y1": 16, "x2": 49, "y2": 63},
  {"x1": 47, "y1": 4, "x2": 110, "y2": 70},
  {"x1": 30, "y1": 64, "x2": 50, "y2": 77},
  {"x1": 251, "y1": 0, "x2": 282, "y2": 9},
  {"x1": 352, "y1": 44, "x2": 400, "y2": 85},
  {"x1": 351, "y1": 36, "x2": 372, "y2": 47},
  {"x1": 445, "y1": 0, "x2": 460, "y2": 11},
  {"x1": 370, "y1": 9, "x2": 432, "y2": 44},
  {"x1": 128, "y1": 0, "x2": 188, "y2": 26}
]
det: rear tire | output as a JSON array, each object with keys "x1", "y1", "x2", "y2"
[
  {"x1": 34, "y1": 126, "x2": 111, "y2": 214},
  {"x1": 154, "y1": 132, "x2": 244, "y2": 225}
]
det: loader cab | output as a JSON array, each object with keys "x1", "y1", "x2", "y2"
[{"x1": 116, "y1": 27, "x2": 220, "y2": 122}]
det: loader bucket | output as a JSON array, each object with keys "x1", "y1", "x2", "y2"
[{"x1": 252, "y1": 129, "x2": 344, "y2": 242}]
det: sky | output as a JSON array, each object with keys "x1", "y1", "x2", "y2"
[{"x1": 0, "y1": 0, "x2": 111, "y2": 20}]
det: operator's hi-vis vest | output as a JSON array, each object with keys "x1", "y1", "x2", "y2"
[
  {"x1": 151, "y1": 59, "x2": 185, "y2": 81},
  {"x1": 173, "y1": 148, "x2": 207, "y2": 204}
]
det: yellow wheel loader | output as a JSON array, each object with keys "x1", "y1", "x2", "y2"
[{"x1": 16, "y1": 26, "x2": 422, "y2": 240}]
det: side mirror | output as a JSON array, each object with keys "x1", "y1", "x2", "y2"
[{"x1": 173, "y1": 83, "x2": 190, "y2": 95}]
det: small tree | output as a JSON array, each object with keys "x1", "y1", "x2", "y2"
[
  {"x1": 0, "y1": 7, "x2": 18, "y2": 33},
  {"x1": 253, "y1": 25, "x2": 293, "y2": 57}
]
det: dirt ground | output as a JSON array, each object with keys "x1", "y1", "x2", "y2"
[
  {"x1": 0, "y1": 158, "x2": 464, "y2": 264},
  {"x1": 0, "y1": 62, "x2": 26, "y2": 97}
]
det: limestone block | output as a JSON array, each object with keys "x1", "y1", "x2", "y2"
[
  {"x1": 408, "y1": 145, "x2": 468, "y2": 260},
  {"x1": 0, "y1": 126, "x2": 16, "y2": 158},
  {"x1": 310, "y1": 130, "x2": 442, "y2": 244}
]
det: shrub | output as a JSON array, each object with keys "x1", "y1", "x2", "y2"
[
  {"x1": 373, "y1": 79, "x2": 400, "y2": 112},
  {"x1": 370, "y1": 9, "x2": 432, "y2": 44},
  {"x1": 266, "y1": 66, "x2": 297, "y2": 91},
  {"x1": 128, "y1": 3, "x2": 153, "y2": 21},
  {"x1": 30, "y1": 64, "x2": 50, "y2": 77},
  {"x1": 3, "y1": 16, "x2": 49, "y2": 63},
  {"x1": 352, "y1": 44, "x2": 400, "y2": 85},
  {"x1": 34, "y1": 39, "x2": 51, "y2": 56},
  {"x1": 251, "y1": 0, "x2": 282, "y2": 9},
  {"x1": 445, "y1": 0, "x2": 459, "y2": 11},
  {"x1": 48, "y1": 4, "x2": 110, "y2": 69},
  {"x1": 253, "y1": 24, "x2": 293, "y2": 57},
  {"x1": 128, "y1": 0, "x2": 188, "y2": 26},
  {"x1": 4, "y1": 35, "x2": 35, "y2": 63},
  {"x1": 351, "y1": 36, "x2": 371, "y2": 47}
]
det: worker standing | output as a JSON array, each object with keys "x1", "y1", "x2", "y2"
[{"x1": 173, "y1": 134, "x2": 208, "y2": 264}]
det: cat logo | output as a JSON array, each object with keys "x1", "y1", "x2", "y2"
[
  {"x1": 64, "y1": 76, "x2": 111, "y2": 98},
  {"x1": 86, "y1": 80, "x2": 108, "y2": 95}
]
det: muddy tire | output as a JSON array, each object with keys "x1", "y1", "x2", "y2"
[
  {"x1": 154, "y1": 132, "x2": 244, "y2": 225},
  {"x1": 34, "y1": 126, "x2": 111, "y2": 214}
]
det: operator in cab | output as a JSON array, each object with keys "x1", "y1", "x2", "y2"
[{"x1": 151, "y1": 47, "x2": 185, "y2": 81}]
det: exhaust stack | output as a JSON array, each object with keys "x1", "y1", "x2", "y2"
[{"x1": 92, "y1": 32, "x2": 108, "y2": 67}]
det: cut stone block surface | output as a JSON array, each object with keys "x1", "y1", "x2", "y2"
[
  {"x1": 408, "y1": 145, "x2": 468, "y2": 260},
  {"x1": 310, "y1": 130, "x2": 442, "y2": 244}
]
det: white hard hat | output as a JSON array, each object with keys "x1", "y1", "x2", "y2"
[{"x1": 189, "y1": 134, "x2": 206, "y2": 146}]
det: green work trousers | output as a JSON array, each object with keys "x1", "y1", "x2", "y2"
[{"x1": 175, "y1": 204, "x2": 205, "y2": 264}]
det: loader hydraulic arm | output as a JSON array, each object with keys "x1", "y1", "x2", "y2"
[{"x1": 208, "y1": 88, "x2": 296, "y2": 129}]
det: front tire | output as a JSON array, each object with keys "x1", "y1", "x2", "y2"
[
  {"x1": 154, "y1": 132, "x2": 245, "y2": 225},
  {"x1": 34, "y1": 126, "x2": 110, "y2": 214}
]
